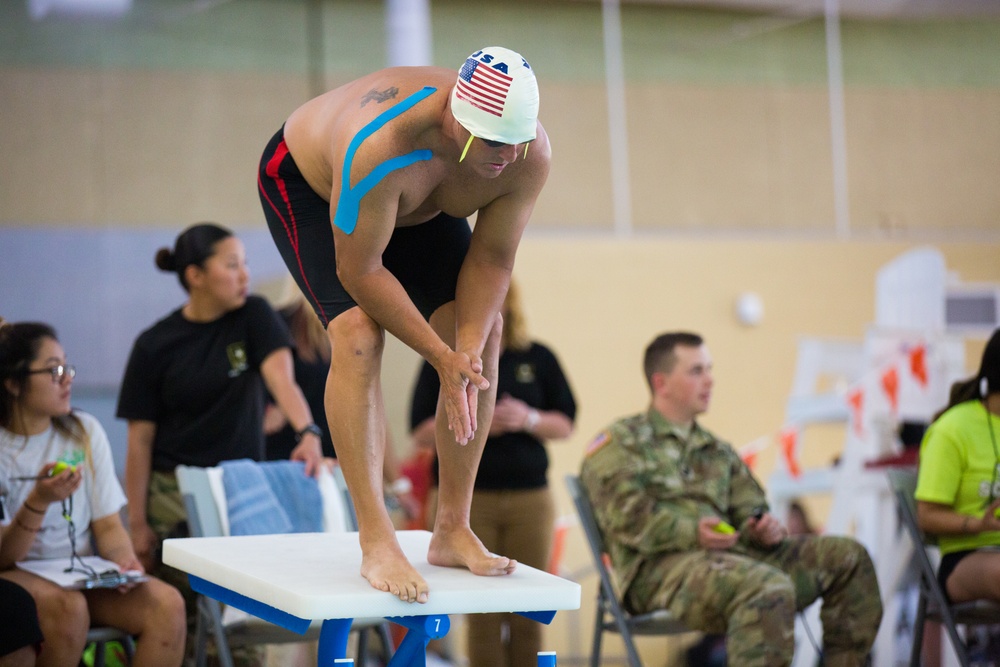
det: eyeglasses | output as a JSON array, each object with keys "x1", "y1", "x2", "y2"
[{"x1": 27, "y1": 364, "x2": 76, "y2": 383}]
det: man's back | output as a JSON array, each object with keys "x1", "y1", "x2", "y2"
[
  {"x1": 281, "y1": 66, "x2": 545, "y2": 229},
  {"x1": 283, "y1": 67, "x2": 453, "y2": 205}
]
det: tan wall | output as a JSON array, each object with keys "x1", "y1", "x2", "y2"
[
  {"x1": 384, "y1": 237, "x2": 1000, "y2": 498},
  {"x1": 6, "y1": 66, "x2": 999, "y2": 237}
]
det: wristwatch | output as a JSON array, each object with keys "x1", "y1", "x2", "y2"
[
  {"x1": 295, "y1": 423, "x2": 323, "y2": 442},
  {"x1": 524, "y1": 409, "x2": 541, "y2": 433}
]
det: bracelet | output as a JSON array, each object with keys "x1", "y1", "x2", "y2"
[
  {"x1": 15, "y1": 517, "x2": 40, "y2": 533},
  {"x1": 22, "y1": 501, "x2": 46, "y2": 515},
  {"x1": 962, "y1": 516, "x2": 973, "y2": 534}
]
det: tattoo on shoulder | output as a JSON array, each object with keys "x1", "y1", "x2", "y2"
[{"x1": 360, "y1": 86, "x2": 399, "y2": 107}]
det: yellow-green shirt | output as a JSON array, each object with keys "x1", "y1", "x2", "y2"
[{"x1": 916, "y1": 400, "x2": 1000, "y2": 555}]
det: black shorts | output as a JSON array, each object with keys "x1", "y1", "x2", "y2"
[
  {"x1": 938, "y1": 549, "x2": 976, "y2": 604},
  {"x1": 0, "y1": 579, "x2": 43, "y2": 657},
  {"x1": 258, "y1": 125, "x2": 471, "y2": 327}
]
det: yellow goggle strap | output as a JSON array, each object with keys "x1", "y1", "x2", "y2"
[{"x1": 459, "y1": 134, "x2": 475, "y2": 163}]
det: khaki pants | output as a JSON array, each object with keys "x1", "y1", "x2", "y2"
[
  {"x1": 626, "y1": 535, "x2": 882, "y2": 667},
  {"x1": 465, "y1": 487, "x2": 556, "y2": 667}
]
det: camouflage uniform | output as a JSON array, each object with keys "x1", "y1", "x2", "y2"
[{"x1": 580, "y1": 409, "x2": 882, "y2": 667}]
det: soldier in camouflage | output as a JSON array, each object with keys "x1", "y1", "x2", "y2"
[{"x1": 581, "y1": 332, "x2": 882, "y2": 667}]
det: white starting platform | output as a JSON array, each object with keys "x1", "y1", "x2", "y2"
[{"x1": 163, "y1": 530, "x2": 581, "y2": 667}]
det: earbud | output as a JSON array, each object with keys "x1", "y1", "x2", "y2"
[{"x1": 983, "y1": 376, "x2": 990, "y2": 398}]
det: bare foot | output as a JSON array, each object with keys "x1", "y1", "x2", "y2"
[
  {"x1": 427, "y1": 526, "x2": 518, "y2": 576},
  {"x1": 360, "y1": 542, "x2": 429, "y2": 603}
]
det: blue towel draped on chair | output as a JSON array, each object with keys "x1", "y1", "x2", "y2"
[{"x1": 220, "y1": 459, "x2": 323, "y2": 536}]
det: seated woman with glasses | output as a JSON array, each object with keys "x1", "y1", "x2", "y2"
[
  {"x1": 916, "y1": 327, "x2": 1000, "y2": 607},
  {"x1": 0, "y1": 320, "x2": 186, "y2": 667}
]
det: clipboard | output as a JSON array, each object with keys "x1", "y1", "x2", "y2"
[{"x1": 17, "y1": 556, "x2": 148, "y2": 589}]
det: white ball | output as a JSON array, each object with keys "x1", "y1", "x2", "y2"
[{"x1": 735, "y1": 292, "x2": 764, "y2": 326}]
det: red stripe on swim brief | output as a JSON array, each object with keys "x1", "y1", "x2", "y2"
[
  {"x1": 265, "y1": 141, "x2": 297, "y2": 251},
  {"x1": 258, "y1": 139, "x2": 330, "y2": 326}
]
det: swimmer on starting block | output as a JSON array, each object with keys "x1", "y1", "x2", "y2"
[{"x1": 257, "y1": 46, "x2": 550, "y2": 604}]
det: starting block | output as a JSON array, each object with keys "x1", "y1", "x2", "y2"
[{"x1": 163, "y1": 530, "x2": 580, "y2": 667}]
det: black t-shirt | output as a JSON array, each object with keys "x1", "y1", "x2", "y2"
[
  {"x1": 116, "y1": 295, "x2": 292, "y2": 470},
  {"x1": 409, "y1": 342, "x2": 577, "y2": 490}
]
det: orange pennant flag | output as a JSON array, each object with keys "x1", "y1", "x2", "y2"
[
  {"x1": 847, "y1": 387, "x2": 864, "y2": 437},
  {"x1": 909, "y1": 344, "x2": 928, "y2": 388},
  {"x1": 779, "y1": 426, "x2": 801, "y2": 478},
  {"x1": 882, "y1": 367, "x2": 899, "y2": 413},
  {"x1": 738, "y1": 437, "x2": 768, "y2": 472}
]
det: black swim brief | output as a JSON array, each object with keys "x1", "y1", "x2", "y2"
[{"x1": 258, "y1": 125, "x2": 471, "y2": 327}]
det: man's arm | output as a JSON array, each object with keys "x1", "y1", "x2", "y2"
[
  {"x1": 453, "y1": 133, "x2": 551, "y2": 360},
  {"x1": 447, "y1": 133, "x2": 552, "y2": 431},
  {"x1": 332, "y1": 185, "x2": 488, "y2": 443},
  {"x1": 727, "y1": 452, "x2": 771, "y2": 527},
  {"x1": 580, "y1": 428, "x2": 702, "y2": 556},
  {"x1": 717, "y1": 445, "x2": 783, "y2": 547}
]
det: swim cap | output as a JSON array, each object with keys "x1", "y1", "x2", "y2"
[{"x1": 451, "y1": 46, "x2": 539, "y2": 145}]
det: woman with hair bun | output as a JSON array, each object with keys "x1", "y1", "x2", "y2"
[
  {"x1": 115, "y1": 224, "x2": 323, "y2": 660},
  {"x1": 916, "y1": 327, "x2": 1000, "y2": 607},
  {"x1": 0, "y1": 320, "x2": 185, "y2": 667}
]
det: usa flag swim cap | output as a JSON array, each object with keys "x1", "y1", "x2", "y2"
[{"x1": 450, "y1": 46, "x2": 539, "y2": 145}]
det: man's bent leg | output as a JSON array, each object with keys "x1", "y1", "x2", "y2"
[
  {"x1": 427, "y1": 303, "x2": 514, "y2": 577},
  {"x1": 628, "y1": 551, "x2": 796, "y2": 667},
  {"x1": 327, "y1": 307, "x2": 428, "y2": 602},
  {"x1": 757, "y1": 535, "x2": 882, "y2": 665}
]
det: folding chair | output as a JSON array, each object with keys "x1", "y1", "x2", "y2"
[
  {"x1": 887, "y1": 467, "x2": 1000, "y2": 667},
  {"x1": 565, "y1": 474, "x2": 690, "y2": 667},
  {"x1": 176, "y1": 463, "x2": 394, "y2": 667}
]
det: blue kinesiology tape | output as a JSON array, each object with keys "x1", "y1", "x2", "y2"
[{"x1": 333, "y1": 86, "x2": 437, "y2": 234}]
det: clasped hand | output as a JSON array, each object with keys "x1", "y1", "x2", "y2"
[
  {"x1": 437, "y1": 349, "x2": 490, "y2": 445},
  {"x1": 490, "y1": 394, "x2": 531, "y2": 436}
]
